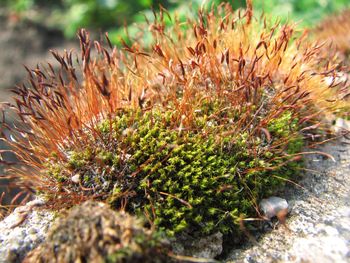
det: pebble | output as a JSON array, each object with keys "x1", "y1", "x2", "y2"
[
  {"x1": 71, "y1": 173, "x2": 80, "y2": 183},
  {"x1": 259, "y1": 196, "x2": 289, "y2": 220}
]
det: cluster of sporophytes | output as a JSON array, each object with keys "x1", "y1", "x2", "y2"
[
  {"x1": 315, "y1": 9, "x2": 350, "y2": 59},
  {"x1": 313, "y1": 9, "x2": 350, "y2": 119},
  {"x1": 1, "y1": 2, "x2": 349, "y2": 240}
]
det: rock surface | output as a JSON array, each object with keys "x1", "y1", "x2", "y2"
[
  {"x1": 173, "y1": 231, "x2": 223, "y2": 259},
  {"x1": 0, "y1": 199, "x2": 55, "y2": 263},
  {"x1": 226, "y1": 137, "x2": 350, "y2": 262}
]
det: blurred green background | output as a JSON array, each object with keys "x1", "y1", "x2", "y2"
[{"x1": 1, "y1": 0, "x2": 349, "y2": 43}]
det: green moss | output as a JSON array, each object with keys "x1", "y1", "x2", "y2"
[
  {"x1": 67, "y1": 149, "x2": 92, "y2": 169},
  {"x1": 44, "y1": 107, "x2": 303, "y2": 237},
  {"x1": 268, "y1": 112, "x2": 294, "y2": 137},
  {"x1": 96, "y1": 151, "x2": 114, "y2": 165},
  {"x1": 46, "y1": 163, "x2": 66, "y2": 182},
  {"x1": 105, "y1": 230, "x2": 168, "y2": 263}
]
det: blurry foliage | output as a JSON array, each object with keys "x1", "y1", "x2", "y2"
[
  {"x1": 55, "y1": 0, "x2": 174, "y2": 38},
  {"x1": 2, "y1": 0, "x2": 349, "y2": 40},
  {"x1": 254, "y1": 0, "x2": 350, "y2": 27},
  {"x1": 1, "y1": 0, "x2": 33, "y2": 13},
  {"x1": 109, "y1": 0, "x2": 246, "y2": 46},
  {"x1": 1, "y1": 0, "x2": 57, "y2": 12},
  {"x1": 1, "y1": 0, "x2": 245, "y2": 38}
]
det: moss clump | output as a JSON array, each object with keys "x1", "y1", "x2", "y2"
[
  {"x1": 8, "y1": 1, "x2": 349, "y2": 245},
  {"x1": 24, "y1": 201, "x2": 170, "y2": 263},
  {"x1": 45, "y1": 107, "x2": 302, "y2": 237}
]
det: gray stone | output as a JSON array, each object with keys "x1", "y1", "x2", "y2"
[
  {"x1": 0, "y1": 198, "x2": 55, "y2": 263},
  {"x1": 333, "y1": 118, "x2": 350, "y2": 134},
  {"x1": 290, "y1": 236, "x2": 349, "y2": 263},
  {"x1": 173, "y1": 231, "x2": 223, "y2": 260}
]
